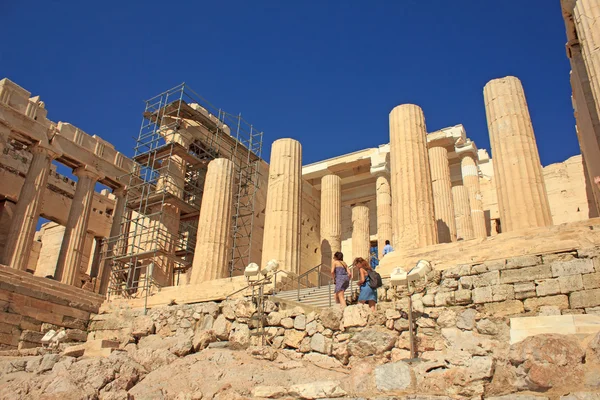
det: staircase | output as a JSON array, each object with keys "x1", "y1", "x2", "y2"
[{"x1": 272, "y1": 283, "x2": 359, "y2": 309}]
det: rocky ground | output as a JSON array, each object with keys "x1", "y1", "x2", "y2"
[{"x1": 1, "y1": 299, "x2": 600, "y2": 399}]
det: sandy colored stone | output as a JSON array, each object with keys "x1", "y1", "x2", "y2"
[
  {"x1": 320, "y1": 174, "x2": 341, "y2": 269},
  {"x1": 428, "y1": 143, "x2": 457, "y2": 243},
  {"x1": 458, "y1": 145, "x2": 487, "y2": 239},
  {"x1": 261, "y1": 139, "x2": 302, "y2": 273},
  {"x1": 453, "y1": 185, "x2": 474, "y2": 241},
  {"x1": 190, "y1": 158, "x2": 235, "y2": 284},
  {"x1": 483, "y1": 76, "x2": 552, "y2": 232},
  {"x1": 375, "y1": 173, "x2": 393, "y2": 258},
  {"x1": 389, "y1": 104, "x2": 437, "y2": 250},
  {"x1": 351, "y1": 204, "x2": 370, "y2": 260}
]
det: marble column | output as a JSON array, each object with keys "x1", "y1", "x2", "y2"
[
  {"x1": 389, "y1": 104, "x2": 437, "y2": 250},
  {"x1": 1, "y1": 145, "x2": 56, "y2": 270},
  {"x1": 457, "y1": 145, "x2": 487, "y2": 239},
  {"x1": 452, "y1": 185, "x2": 474, "y2": 241},
  {"x1": 351, "y1": 204, "x2": 370, "y2": 261},
  {"x1": 428, "y1": 142, "x2": 457, "y2": 243},
  {"x1": 375, "y1": 173, "x2": 393, "y2": 258},
  {"x1": 55, "y1": 167, "x2": 101, "y2": 286},
  {"x1": 320, "y1": 174, "x2": 341, "y2": 269},
  {"x1": 483, "y1": 76, "x2": 552, "y2": 232},
  {"x1": 190, "y1": 158, "x2": 235, "y2": 283},
  {"x1": 261, "y1": 139, "x2": 302, "y2": 274},
  {"x1": 97, "y1": 187, "x2": 127, "y2": 294}
]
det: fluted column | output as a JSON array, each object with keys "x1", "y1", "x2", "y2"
[
  {"x1": 453, "y1": 185, "x2": 474, "y2": 241},
  {"x1": 190, "y1": 158, "x2": 235, "y2": 283},
  {"x1": 320, "y1": 174, "x2": 341, "y2": 269},
  {"x1": 457, "y1": 147, "x2": 487, "y2": 239},
  {"x1": 1, "y1": 145, "x2": 57, "y2": 270},
  {"x1": 483, "y1": 76, "x2": 552, "y2": 232},
  {"x1": 351, "y1": 204, "x2": 370, "y2": 261},
  {"x1": 375, "y1": 173, "x2": 393, "y2": 258},
  {"x1": 571, "y1": 0, "x2": 600, "y2": 133},
  {"x1": 261, "y1": 139, "x2": 302, "y2": 274},
  {"x1": 55, "y1": 167, "x2": 101, "y2": 286},
  {"x1": 97, "y1": 187, "x2": 127, "y2": 295},
  {"x1": 389, "y1": 104, "x2": 437, "y2": 251},
  {"x1": 428, "y1": 144, "x2": 456, "y2": 243}
]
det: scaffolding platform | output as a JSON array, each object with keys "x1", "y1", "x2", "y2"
[{"x1": 101, "y1": 83, "x2": 263, "y2": 307}]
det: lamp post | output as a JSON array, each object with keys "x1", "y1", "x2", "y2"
[{"x1": 390, "y1": 259, "x2": 432, "y2": 361}]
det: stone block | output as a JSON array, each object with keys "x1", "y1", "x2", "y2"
[
  {"x1": 505, "y1": 255, "x2": 541, "y2": 269},
  {"x1": 570, "y1": 289, "x2": 600, "y2": 309},
  {"x1": 536, "y1": 279, "x2": 561, "y2": 297},
  {"x1": 501, "y1": 265, "x2": 551, "y2": 284},
  {"x1": 524, "y1": 295, "x2": 569, "y2": 312},
  {"x1": 434, "y1": 292, "x2": 455, "y2": 306},
  {"x1": 484, "y1": 259, "x2": 507, "y2": 271},
  {"x1": 422, "y1": 294, "x2": 435, "y2": 307},
  {"x1": 577, "y1": 247, "x2": 600, "y2": 259},
  {"x1": 19, "y1": 330, "x2": 44, "y2": 344},
  {"x1": 471, "y1": 264, "x2": 488, "y2": 274},
  {"x1": 514, "y1": 282, "x2": 537, "y2": 299},
  {"x1": 459, "y1": 275, "x2": 474, "y2": 289},
  {"x1": 538, "y1": 306, "x2": 561, "y2": 316},
  {"x1": 492, "y1": 284, "x2": 515, "y2": 301},
  {"x1": 558, "y1": 274, "x2": 584, "y2": 293},
  {"x1": 374, "y1": 361, "x2": 412, "y2": 391},
  {"x1": 551, "y1": 259, "x2": 595, "y2": 277},
  {"x1": 454, "y1": 289, "x2": 472, "y2": 305},
  {"x1": 473, "y1": 271, "x2": 501, "y2": 288},
  {"x1": 472, "y1": 287, "x2": 492, "y2": 304},
  {"x1": 482, "y1": 300, "x2": 524, "y2": 318},
  {"x1": 583, "y1": 273, "x2": 600, "y2": 290}
]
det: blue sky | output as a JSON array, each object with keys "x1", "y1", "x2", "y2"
[{"x1": 2, "y1": 0, "x2": 575, "y2": 167}]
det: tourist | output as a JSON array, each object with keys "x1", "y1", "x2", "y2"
[
  {"x1": 383, "y1": 240, "x2": 394, "y2": 256},
  {"x1": 354, "y1": 257, "x2": 377, "y2": 311},
  {"x1": 331, "y1": 251, "x2": 351, "y2": 309}
]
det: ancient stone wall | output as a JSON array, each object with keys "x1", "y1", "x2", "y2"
[
  {"x1": 0, "y1": 264, "x2": 103, "y2": 350},
  {"x1": 85, "y1": 242, "x2": 600, "y2": 398}
]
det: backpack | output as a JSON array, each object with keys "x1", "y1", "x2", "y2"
[{"x1": 367, "y1": 270, "x2": 383, "y2": 289}]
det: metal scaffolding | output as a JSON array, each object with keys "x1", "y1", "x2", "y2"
[{"x1": 101, "y1": 83, "x2": 263, "y2": 301}]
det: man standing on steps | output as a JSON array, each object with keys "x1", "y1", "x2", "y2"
[{"x1": 383, "y1": 240, "x2": 394, "y2": 256}]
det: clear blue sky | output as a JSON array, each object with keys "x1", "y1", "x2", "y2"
[{"x1": 2, "y1": 0, "x2": 576, "y2": 167}]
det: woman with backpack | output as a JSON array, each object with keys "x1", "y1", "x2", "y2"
[{"x1": 354, "y1": 257, "x2": 381, "y2": 311}]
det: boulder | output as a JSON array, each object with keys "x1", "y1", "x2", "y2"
[
  {"x1": 342, "y1": 304, "x2": 370, "y2": 328},
  {"x1": 476, "y1": 318, "x2": 498, "y2": 335},
  {"x1": 437, "y1": 309, "x2": 457, "y2": 328},
  {"x1": 281, "y1": 317, "x2": 294, "y2": 329},
  {"x1": 509, "y1": 334, "x2": 585, "y2": 390},
  {"x1": 294, "y1": 314, "x2": 307, "y2": 330},
  {"x1": 213, "y1": 315, "x2": 232, "y2": 341},
  {"x1": 374, "y1": 361, "x2": 412, "y2": 391},
  {"x1": 456, "y1": 309, "x2": 477, "y2": 330},
  {"x1": 229, "y1": 324, "x2": 250, "y2": 350},
  {"x1": 284, "y1": 329, "x2": 307, "y2": 349},
  {"x1": 310, "y1": 333, "x2": 331, "y2": 354},
  {"x1": 131, "y1": 315, "x2": 156, "y2": 338},
  {"x1": 267, "y1": 312, "x2": 283, "y2": 326},
  {"x1": 586, "y1": 331, "x2": 600, "y2": 364},
  {"x1": 319, "y1": 307, "x2": 343, "y2": 331},
  {"x1": 303, "y1": 352, "x2": 343, "y2": 369},
  {"x1": 347, "y1": 327, "x2": 398, "y2": 358},
  {"x1": 193, "y1": 329, "x2": 217, "y2": 351}
]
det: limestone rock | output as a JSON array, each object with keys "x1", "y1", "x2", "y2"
[
  {"x1": 509, "y1": 334, "x2": 585, "y2": 390},
  {"x1": 213, "y1": 315, "x2": 232, "y2": 341},
  {"x1": 436, "y1": 309, "x2": 457, "y2": 328},
  {"x1": 342, "y1": 304, "x2": 370, "y2": 328},
  {"x1": 303, "y1": 352, "x2": 343, "y2": 369},
  {"x1": 281, "y1": 317, "x2": 294, "y2": 329},
  {"x1": 131, "y1": 315, "x2": 156, "y2": 338},
  {"x1": 456, "y1": 309, "x2": 477, "y2": 330},
  {"x1": 288, "y1": 380, "x2": 346, "y2": 399},
  {"x1": 347, "y1": 327, "x2": 398, "y2": 357},
  {"x1": 267, "y1": 311, "x2": 283, "y2": 326},
  {"x1": 319, "y1": 307, "x2": 343, "y2": 331},
  {"x1": 374, "y1": 361, "x2": 412, "y2": 391},
  {"x1": 475, "y1": 319, "x2": 498, "y2": 335},
  {"x1": 193, "y1": 329, "x2": 217, "y2": 351},
  {"x1": 585, "y1": 331, "x2": 600, "y2": 364},
  {"x1": 560, "y1": 394, "x2": 600, "y2": 400},
  {"x1": 284, "y1": 329, "x2": 306, "y2": 349},
  {"x1": 294, "y1": 314, "x2": 306, "y2": 330},
  {"x1": 252, "y1": 385, "x2": 288, "y2": 398},
  {"x1": 229, "y1": 324, "x2": 250, "y2": 350}
]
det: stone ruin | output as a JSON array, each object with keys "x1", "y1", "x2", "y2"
[{"x1": 1, "y1": 1, "x2": 600, "y2": 399}]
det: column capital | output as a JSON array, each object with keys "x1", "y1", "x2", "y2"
[
  {"x1": 370, "y1": 152, "x2": 390, "y2": 177},
  {"x1": 112, "y1": 186, "x2": 127, "y2": 197},
  {"x1": 454, "y1": 141, "x2": 478, "y2": 159},
  {"x1": 74, "y1": 166, "x2": 104, "y2": 180},
  {"x1": 29, "y1": 143, "x2": 62, "y2": 160}
]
